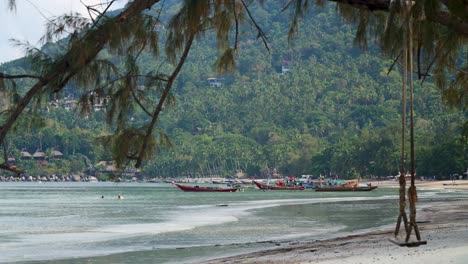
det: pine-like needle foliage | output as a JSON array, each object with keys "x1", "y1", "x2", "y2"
[{"x1": 0, "y1": 0, "x2": 272, "y2": 169}]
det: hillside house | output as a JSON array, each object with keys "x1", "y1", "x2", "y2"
[
  {"x1": 32, "y1": 149, "x2": 46, "y2": 161},
  {"x1": 20, "y1": 149, "x2": 32, "y2": 159},
  {"x1": 207, "y1": 77, "x2": 223, "y2": 88},
  {"x1": 51, "y1": 148, "x2": 64, "y2": 160},
  {"x1": 281, "y1": 61, "x2": 291, "y2": 75}
]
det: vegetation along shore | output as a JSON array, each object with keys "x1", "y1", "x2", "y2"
[{"x1": 0, "y1": 1, "x2": 466, "y2": 264}]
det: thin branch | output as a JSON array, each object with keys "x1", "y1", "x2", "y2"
[
  {"x1": 281, "y1": 0, "x2": 296, "y2": 13},
  {"x1": 330, "y1": 0, "x2": 390, "y2": 11},
  {"x1": 130, "y1": 88, "x2": 153, "y2": 117},
  {"x1": 240, "y1": 0, "x2": 270, "y2": 51},
  {"x1": 135, "y1": 33, "x2": 195, "y2": 168},
  {"x1": 417, "y1": 44, "x2": 422, "y2": 79},
  {"x1": 85, "y1": 0, "x2": 116, "y2": 31},
  {"x1": 83, "y1": 72, "x2": 168, "y2": 99},
  {"x1": 0, "y1": 73, "x2": 44, "y2": 80},
  {"x1": 421, "y1": 48, "x2": 450, "y2": 85},
  {"x1": 85, "y1": 4, "x2": 101, "y2": 25},
  {"x1": 387, "y1": 50, "x2": 403, "y2": 76},
  {"x1": 25, "y1": 0, "x2": 74, "y2": 36},
  {"x1": 233, "y1": 0, "x2": 239, "y2": 50},
  {"x1": 454, "y1": 67, "x2": 468, "y2": 75},
  {"x1": 78, "y1": 73, "x2": 166, "y2": 118}
]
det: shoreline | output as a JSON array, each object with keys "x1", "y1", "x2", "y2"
[
  {"x1": 201, "y1": 196, "x2": 468, "y2": 264},
  {"x1": 3, "y1": 180, "x2": 468, "y2": 264},
  {"x1": 364, "y1": 179, "x2": 468, "y2": 190},
  {"x1": 1, "y1": 178, "x2": 468, "y2": 188}
]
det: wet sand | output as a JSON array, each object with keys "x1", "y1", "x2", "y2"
[
  {"x1": 203, "y1": 181, "x2": 468, "y2": 264},
  {"x1": 365, "y1": 179, "x2": 468, "y2": 190}
]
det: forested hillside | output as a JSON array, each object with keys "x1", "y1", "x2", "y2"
[{"x1": 0, "y1": 2, "x2": 466, "y2": 179}]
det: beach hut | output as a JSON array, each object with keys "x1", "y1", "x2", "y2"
[
  {"x1": 20, "y1": 148, "x2": 32, "y2": 159},
  {"x1": 32, "y1": 149, "x2": 46, "y2": 161},
  {"x1": 51, "y1": 148, "x2": 64, "y2": 160},
  {"x1": 7, "y1": 155, "x2": 16, "y2": 164}
]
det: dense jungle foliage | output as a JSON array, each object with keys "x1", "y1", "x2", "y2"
[{"x1": 0, "y1": 2, "x2": 466, "y2": 179}]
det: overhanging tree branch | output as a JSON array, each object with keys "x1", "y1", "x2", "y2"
[
  {"x1": 0, "y1": 0, "x2": 162, "y2": 146},
  {"x1": 0, "y1": 73, "x2": 44, "y2": 80},
  {"x1": 330, "y1": 0, "x2": 468, "y2": 37},
  {"x1": 135, "y1": 33, "x2": 195, "y2": 168},
  {"x1": 330, "y1": 0, "x2": 390, "y2": 11}
]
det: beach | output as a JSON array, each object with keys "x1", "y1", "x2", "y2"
[
  {"x1": 1, "y1": 180, "x2": 468, "y2": 264},
  {"x1": 202, "y1": 180, "x2": 468, "y2": 264}
]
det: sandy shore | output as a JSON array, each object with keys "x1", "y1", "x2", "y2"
[
  {"x1": 364, "y1": 179, "x2": 468, "y2": 190},
  {"x1": 202, "y1": 182, "x2": 468, "y2": 264}
]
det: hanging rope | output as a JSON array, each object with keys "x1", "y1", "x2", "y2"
[
  {"x1": 406, "y1": 185, "x2": 421, "y2": 241},
  {"x1": 394, "y1": 171, "x2": 409, "y2": 237}
]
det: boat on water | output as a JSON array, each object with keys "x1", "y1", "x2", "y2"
[
  {"x1": 174, "y1": 183, "x2": 239, "y2": 192},
  {"x1": 253, "y1": 181, "x2": 305, "y2": 191},
  {"x1": 314, "y1": 185, "x2": 378, "y2": 192}
]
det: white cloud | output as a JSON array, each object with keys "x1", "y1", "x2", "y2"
[{"x1": 0, "y1": 0, "x2": 127, "y2": 63}]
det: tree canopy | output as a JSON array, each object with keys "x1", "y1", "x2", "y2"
[{"x1": 0, "y1": 0, "x2": 466, "y2": 175}]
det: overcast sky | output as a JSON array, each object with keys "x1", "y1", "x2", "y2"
[{"x1": 0, "y1": 0, "x2": 126, "y2": 63}]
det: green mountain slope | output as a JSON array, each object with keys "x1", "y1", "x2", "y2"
[{"x1": 0, "y1": 3, "x2": 466, "y2": 179}]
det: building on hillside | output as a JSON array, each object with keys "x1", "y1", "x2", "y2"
[
  {"x1": 7, "y1": 155, "x2": 16, "y2": 164},
  {"x1": 207, "y1": 77, "x2": 223, "y2": 88},
  {"x1": 20, "y1": 148, "x2": 32, "y2": 159},
  {"x1": 62, "y1": 100, "x2": 77, "y2": 111},
  {"x1": 51, "y1": 148, "x2": 64, "y2": 160},
  {"x1": 32, "y1": 149, "x2": 46, "y2": 161},
  {"x1": 281, "y1": 60, "x2": 291, "y2": 75}
]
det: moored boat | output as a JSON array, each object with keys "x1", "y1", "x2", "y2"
[
  {"x1": 174, "y1": 183, "x2": 239, "y2": 192},
  {"x1": 314, "y1": 185, "x2": 378, "y2": 192},
  {"x1": 253, "y1": 181, "x2": 305, "y2": 191}
]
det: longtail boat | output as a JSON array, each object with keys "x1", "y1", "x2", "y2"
[
  {"x1": 174, "y1": 183, "x2": 238, "y2": 192},
  {"x1": 314, "y1": 186, "x2": 378, "y2": 192},
  {"x1": 253, "y1": 181, "x2": 305, "y2": 191}
]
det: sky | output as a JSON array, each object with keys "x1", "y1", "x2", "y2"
[{"x1": 0, "y1": 0, "x2": 127, "y2": 63}]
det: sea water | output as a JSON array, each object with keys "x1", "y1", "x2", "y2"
[{"x1": 0, "y1": 182, "x2": 466, "y2": 263}]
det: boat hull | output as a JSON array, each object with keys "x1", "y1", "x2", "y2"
[
  {"x1": 174, "y1": 183, "x2": 238, "y2": 192},
  {"x1": 314, "y1": 186, "x2": 378, "y2": 192},
  {"x1": 253, "y1": 181, "x2": 305, "y2": 191}
]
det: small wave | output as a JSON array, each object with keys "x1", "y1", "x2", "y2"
[{"x1": 99, "y1": 214, "x2": 239, "y2": 235}]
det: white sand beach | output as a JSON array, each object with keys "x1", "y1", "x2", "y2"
[{"x1": 203, "y1": 181, "x2": 468, "y2": 264}]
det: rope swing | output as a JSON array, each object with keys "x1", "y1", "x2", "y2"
[{"x1": 391, "y1": 1, "x2": 425, "y2": 247}]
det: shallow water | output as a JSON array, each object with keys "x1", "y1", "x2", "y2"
[{"x1": 0, "y1": 182, "x2": 466, "y2": 263}]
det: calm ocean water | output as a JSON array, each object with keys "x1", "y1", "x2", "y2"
[{"x1": 1, "y1": 182, "x2": 467, "y2": 263}]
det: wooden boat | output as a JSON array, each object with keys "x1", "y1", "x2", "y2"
[
  {"x1": 174, "y1": 183, "x2": 238, "y2": 192},
  {"x1": 314, "y1": 186, "x2": 378, "y2": 192},
  {"x1": 253, "y1": 181, "x2": 305, "y2": 191}
]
